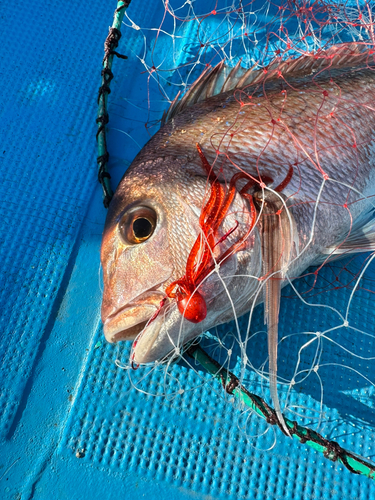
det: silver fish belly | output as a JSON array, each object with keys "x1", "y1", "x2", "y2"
[{"x1": 100, "y1": 43, "x2": 375, "y2": 426}]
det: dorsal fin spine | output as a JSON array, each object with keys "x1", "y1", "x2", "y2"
[{"x1": 163, "y1": 42, "x2": 374, "y2": 125}]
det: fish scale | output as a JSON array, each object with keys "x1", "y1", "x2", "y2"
[{"x1": 101, "y1": 44, "x2": 375, "y2": 424}]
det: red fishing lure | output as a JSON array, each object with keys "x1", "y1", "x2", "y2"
[
  {"x1": 165, "y1": 144, "x2": 294, "y2": 323},
  {"x1": 165, "y1": 144, "x2": 260, "y2": 323}
]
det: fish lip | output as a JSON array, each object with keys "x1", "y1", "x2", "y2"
[
  {"x1": 132, "y1": 308, "x2": 201, "y2": 365},
  {"x1": 103, "y1": 305, "x2": 156, "y2": 343},
  {"x1": 132, "y1": 312, "x2": 170, "y2": 365},
  {"x1": 103, "y1": 290, "x2": 166, "y2": 343},
  {"x1": 104, "y1": 287, "x2": 165, "y2": 323}
]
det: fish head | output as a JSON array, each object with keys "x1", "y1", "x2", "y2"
[
  {"x1": 101, "y1": 156, "x2": 205, "y2": 346},
  {"x1": 101, "y1": 155, "x2": 261, "y2": 365}
]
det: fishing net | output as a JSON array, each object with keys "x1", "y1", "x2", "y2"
[{"x1": 74, "y1": 0, "x2": 375, "y2": 497}]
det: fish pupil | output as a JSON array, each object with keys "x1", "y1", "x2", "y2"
[{"x1": 133, "y1": 217, "x2": 152, "y2": 239}]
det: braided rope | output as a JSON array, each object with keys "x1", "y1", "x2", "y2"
[
  {"x1": 186, "y1": 343, "x2": 375, "y2": 480},
  {"x1": 96, "y1": 1, "x2": 131, "y2": 208}
]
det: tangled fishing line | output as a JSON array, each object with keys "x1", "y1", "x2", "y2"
[{"x1": 96, "y1": 0, "x2": 375, "y2": 480}]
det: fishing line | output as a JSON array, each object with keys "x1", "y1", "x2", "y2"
[
  {"x1": 186, "y1": 343, "x2": 375, "y2": 479},
  {"x1": 96, "y1": 0, "x2": 375, "y2": 485}
]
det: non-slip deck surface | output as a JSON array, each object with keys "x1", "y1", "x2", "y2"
[{"x1": 1, "y1": 1, "x2": 374, "y2": 499}]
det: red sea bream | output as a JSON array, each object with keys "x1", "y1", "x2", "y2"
[{"x1": 100, "y1": 43, "x2": 375, "y2": 428}]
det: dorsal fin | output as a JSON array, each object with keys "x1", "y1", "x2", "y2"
[{"x1": 162, "y1": 42, "x2": 374, "y2": 125}]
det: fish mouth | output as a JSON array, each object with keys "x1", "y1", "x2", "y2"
[{"x1": 103, "y1": 292, "x2": 165, "y2": 343}]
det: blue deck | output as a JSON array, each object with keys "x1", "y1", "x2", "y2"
[{"x1": 1, "y1": 1, "x2": 375, "y2": 499}]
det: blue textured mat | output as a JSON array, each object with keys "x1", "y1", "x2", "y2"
[{"x1": 1, "y1": 1, "x2": 375, "y2": 499}]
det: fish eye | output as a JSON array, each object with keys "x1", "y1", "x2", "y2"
[{"x1": 120, "y1": 206, "x2": 157, "y2": 244}]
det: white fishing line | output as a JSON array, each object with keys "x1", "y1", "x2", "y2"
[{"x1": 104, "y1": 0, "x2": 375, "y2": 458}]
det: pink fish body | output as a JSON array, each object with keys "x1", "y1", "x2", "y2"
[{"x1": 101, "y1": 43, "x2": 375, "y2": 426}]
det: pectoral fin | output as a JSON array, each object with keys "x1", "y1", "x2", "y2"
[{"x1": 255, "y1": 190, "x2": 295, "y2": 436}]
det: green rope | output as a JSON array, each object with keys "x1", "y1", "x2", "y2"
[
  {"x1": 96, "y1": 1, "x2": 130, "y2": 208},
  {"x1": 187, "y1": 343, "x2": 375, "y2": 480}
]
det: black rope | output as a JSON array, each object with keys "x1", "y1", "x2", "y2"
[
  {"x1": 96, "y1": 3, "x2": 131, "y2": 208},
  {"x1": 96, "y1": 112, "x2": 109, "y2": 139},
  {"x1": 115, "y1": 0, "x2": 131, "y2": 13},
  {"x1": 97, "y1": 68, "x2": 114, "y2": 103},
  {"x1": 103, "y1": 27, "x2": 127, "y2": 65}
]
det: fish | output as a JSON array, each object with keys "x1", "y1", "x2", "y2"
[{"x1": 100, "y1": 43, "x2": 375, "y2": 430}]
